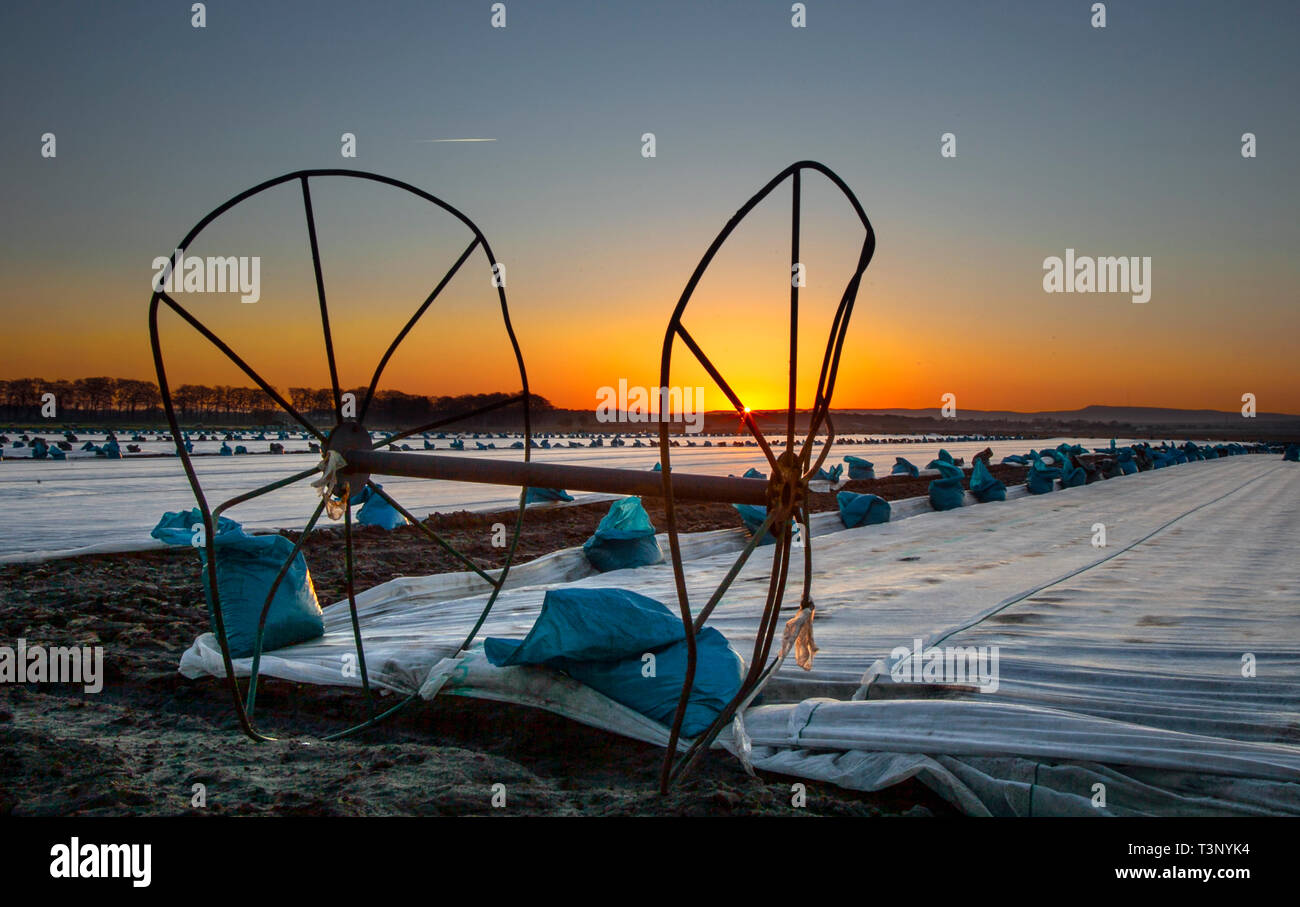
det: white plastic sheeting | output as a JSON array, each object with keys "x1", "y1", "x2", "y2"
[{"x1": 181, "y1": 455, "x2": 1300, "y2": 815}]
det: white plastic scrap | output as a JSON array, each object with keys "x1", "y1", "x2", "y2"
[
  {"x1": 310, "y1": 450, "x2": 349, "y2": 520},
  {"x1": 731, "y1": 713, "x2": 755, "y2": 776},
  {"x1": 851, "y1": 659, "x2": 888, "y2": 701},
  {"x1": 418, "y1": 653, "x2": 467, "y2": 699},
  {"x1": 784, "y1": 605, "x2": 818, "y2": 671}
]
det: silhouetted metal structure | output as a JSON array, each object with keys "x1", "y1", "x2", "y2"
[{"x1": 149, "y1": 163, "x2": 876, "y2": 793}]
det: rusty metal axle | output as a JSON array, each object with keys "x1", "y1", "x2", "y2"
[{"x1": 342, "y1": 448, "x2": 769, "y2": 506}]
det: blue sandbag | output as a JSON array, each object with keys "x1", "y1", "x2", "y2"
[
  {"x1": 844, "y1": 456, "x2": 875, "y2": 480},
  {"x1": 891, "y1": 457, "x2": 918, "y2": 477},
  {"x1": 582, "y1": 496, "x2": 663, "y2": 572},
  {"x1": 969, "y1": 458, "x2": 1006, "y2": 502},
  {"x1": 928, "y1": 461, "x2": 965, "y2": 510},
  {"x1": 742, "y1": 467, "x2": 765, "y2": 479},
  {"x1": 219, "y1": 443, "x2": 232, "y2": 456},
  {"x1": 1000, "y1": 454, "x2": 1028, "y2": 466},
  {"x1": 931, "y1": 460, "x2": 964, "y2": 480},
  {"x1": 485, "y1": 588, "x2": 683, "y2": 665},
  {"x1": 1284, "y1": 443, "x2": 1300, "y2": 462},
  {"x1": 562, "y1": 629, "x2": 741, "y2": 738},
  {"x1": 484, "y1": 587, "x2": 744, "y2": 737},
  {"x1": 733, "y1": 503, "x2": 780, "y2": 546},
  {"x1": 1060, "y1": 463, "x2": 1087, "y2": 487},
  {"x1": 526, "y1": 486, "x2": 574, "y2": 503},
  {"x1": 151, "y1": 510, "x2": 324, "y2": 657},
  {"x1": 837, "y1": 491, "x2": 891, "y2": 528},
  {"x1": 350, "y1": 484, "x2": 408, "y2": 530},
  {"x1": 1026, "y1": 455, "x2": 1062, "y2": 494},
  {"x1": 814, "y1": 463, "x2": 843, "y2": 483},
  {"x1": 150, "y1": 509, "x2": 241, "y2": 546},
  {"x1": 926, "y1": 449, "x2": 956, "y2": 470}
]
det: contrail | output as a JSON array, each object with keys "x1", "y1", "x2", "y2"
[{"x1": 416, "y1": 138, "x2": 497, "y2": 143}]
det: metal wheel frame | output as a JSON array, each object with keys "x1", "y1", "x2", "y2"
[
  {"x1": 656, "y1": 161, "x2": 876, "y2": 791},
  {"x1": 148, "y1": 169, "x2": 533, "y2": 742}
]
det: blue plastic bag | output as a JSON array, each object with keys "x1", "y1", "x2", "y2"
[
  {"x1": 485, "y1": 588, "x2": 683, "y2": 665},
  {"x1": 733, "y1": 503, "x2": 780, "y2": 545},
  {"x1": 1060, "y1": 462, "x2": 1087, "y2": 487},
  {"x1": 526, "y1": 486, "x2": 575, "y2": 504},
  {"x1": 928, "y1": 461, "x2": 966, "y2": 511},
  {"x1": 484, "y1": 587, "x2": 743, "y2": 738},
  {"x1": 562, "y1": 629, "x2": 742, "y2": 738},
  {"x1": 1027, "y1": 455, "x2": 1062, "y2": 494},
  {"x1": 844, "y1": 456, "x2": 875, "y2": 480},
  {"x1": 350, "y1": 484, "x2": 408, "y2": 530},
  {"x1": 926, "y1": 449, "x2": 955, "y2": 470},
  {"x1": 1117, "y1": 449, "x2": 1139, "y2": 474},
  {"x1": 582, "y1": 497, "x2": 663, "y2": 572},
  {"x1": 814, "y1": 463, "x2": 843, "y2": 483},
  {"x1": 969, "y1": 459, "x2": 1006, "y2": 502},
  {"x1": 837, "y1": 491, "x2": 891, "y2": 528},
  {"x1": 891, "y1": 457, "x2": 918, "y2": 477},
  {"x1": 151, "y1": 510, "x2": 324, "y2": 657}
]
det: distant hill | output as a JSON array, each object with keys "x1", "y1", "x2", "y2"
[
  {"x1": 703, "y1": 404, "x2": 1300, "y2": 440},
  {"x1": 826, "y1": 404, "x2": 1299, "y2": 425}
]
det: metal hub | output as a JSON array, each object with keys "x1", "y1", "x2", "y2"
[
  {"x1": 766, "y1": 449, "x2": 807, "y2": 532},
  {"x1": 326, "y1": 420, "x2": 370, "y2": 498}
]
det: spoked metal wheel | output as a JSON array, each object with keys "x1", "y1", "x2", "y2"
[
  {"x1": 656, "y1": 161, "x2": 876, "y2": 791},
  {"x1": 148, "y1": 170, "x2": 532, "y2": 741}
]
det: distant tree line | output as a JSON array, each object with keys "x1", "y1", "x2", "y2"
[
  {"x1": 0, "y1": 376, "x2": 550, "y2": 429},
  {"x1": 287, "y1": 387, "x2": 551, "y2": 429},
  {"x1": 1, "y1": 377, "x2": 163, "y2": 421}
]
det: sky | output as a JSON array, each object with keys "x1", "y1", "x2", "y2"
[{"x1": 1, "y1": 0, "x2": 1297, "y2": 415}]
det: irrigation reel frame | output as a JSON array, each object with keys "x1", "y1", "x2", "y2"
[{"x1": 149, "y1": 162, "x2": 876, "y2": 793}]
